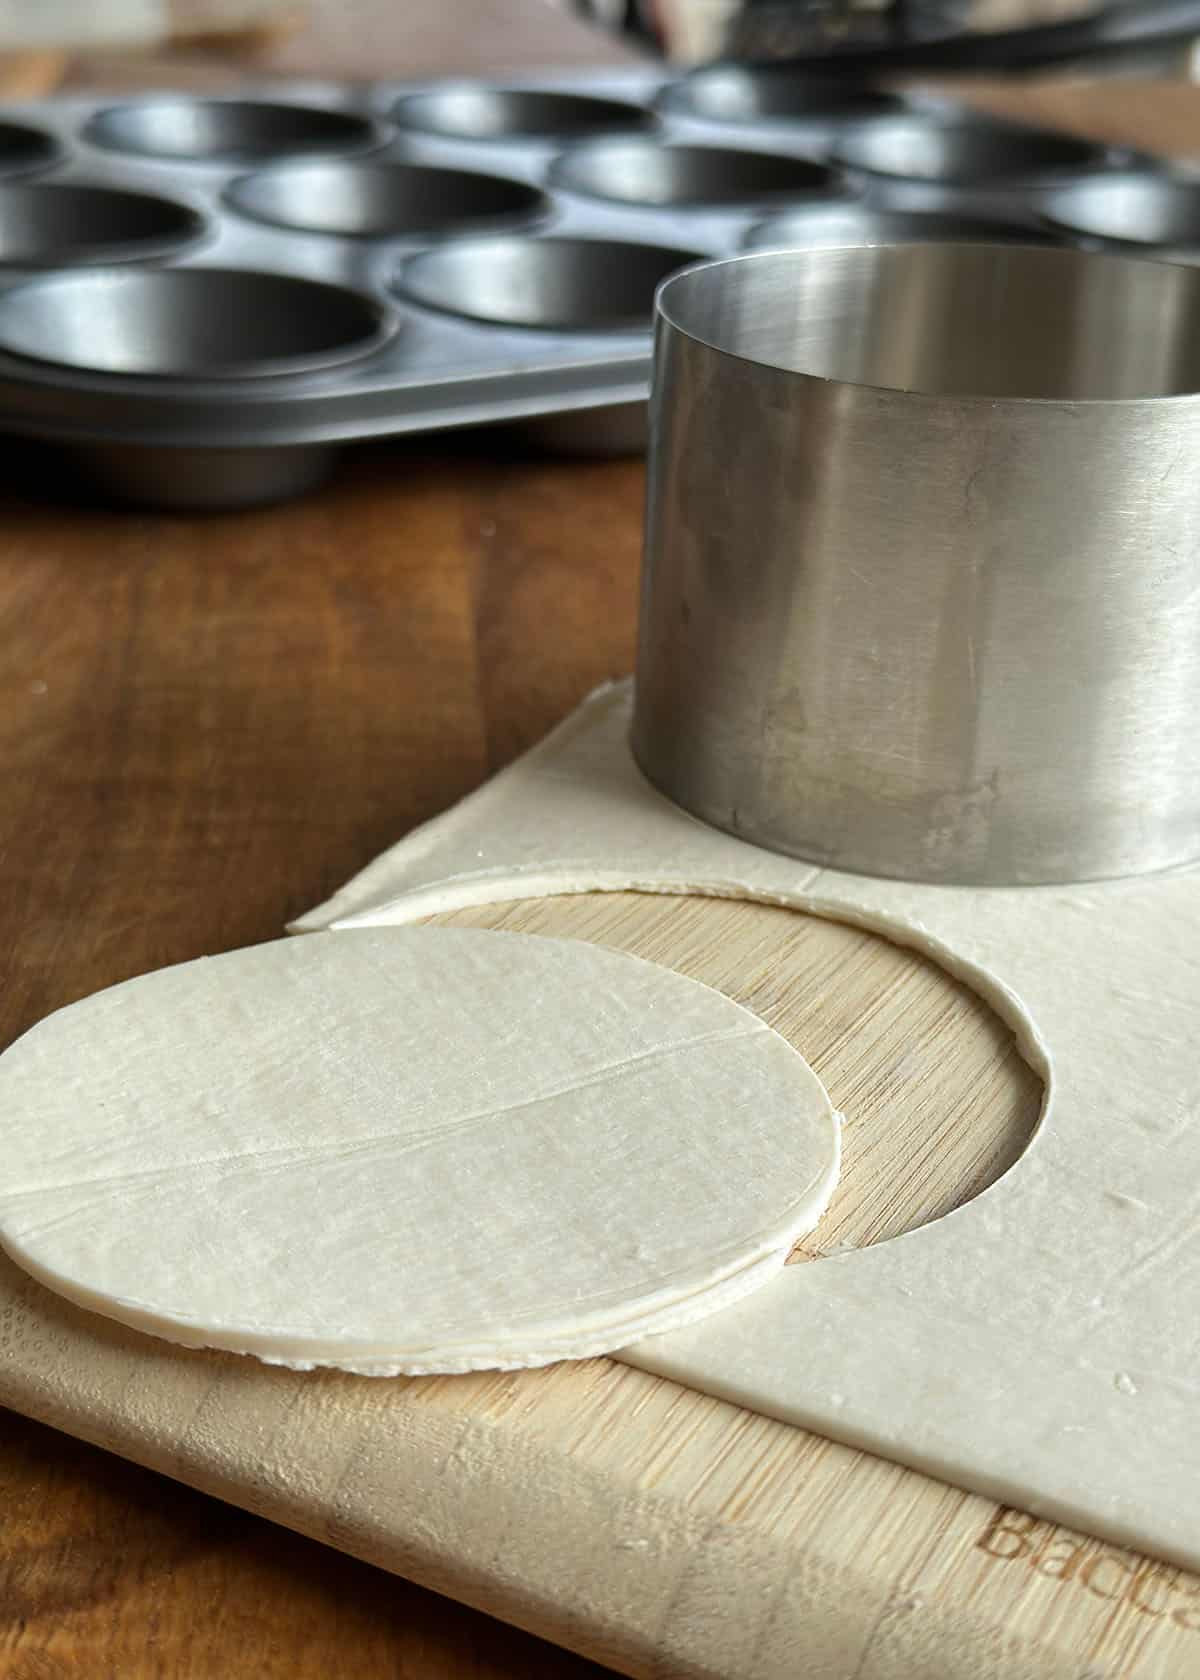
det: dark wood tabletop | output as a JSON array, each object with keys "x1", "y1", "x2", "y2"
[{"x1": 3, "y1": 2, "x2": 1200, "y2": 1670}]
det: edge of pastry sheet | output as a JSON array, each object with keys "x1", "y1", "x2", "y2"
[{"x1": 295, "y1": 679, "x2": 1200, "y2": 1573}]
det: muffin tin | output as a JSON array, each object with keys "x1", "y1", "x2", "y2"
[{"x1": 0, "y1": 66, "x2": 1174, "y2": 508}]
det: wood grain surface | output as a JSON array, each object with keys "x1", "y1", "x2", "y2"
[
  {"x1": 431, "y1": 893, "x2": 1042, "y2": 1264},
  {"x1": 4, "y1": 20, "x2": 1200, "y2": 1675}
]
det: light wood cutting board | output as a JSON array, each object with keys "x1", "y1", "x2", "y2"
[{"x1": 1, "y1": 890, "x2": 1196, "y2": 1679}]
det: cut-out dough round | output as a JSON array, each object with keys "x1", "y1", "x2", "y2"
[{"x1": 0, "y1": 927, "x2": 840, "y2": 1375}]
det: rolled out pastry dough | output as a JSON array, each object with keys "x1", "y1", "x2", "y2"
[
  {"x1": 0, "y1": 926, "x2": 840, "y2": 1375},
  {"x1": 293, "y1": 680, "x2": 1200, "y2": 1571}
]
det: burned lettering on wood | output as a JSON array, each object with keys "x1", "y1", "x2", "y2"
[{"x1": 976, "y1": 1509, "x2": 1200, "y2": 1632}]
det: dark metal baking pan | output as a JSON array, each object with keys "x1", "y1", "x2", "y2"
[
  {"x1": 0, "y1": 119, "x2": 63, "y2": 180},
  {"x1": 548, "y1": 139, "x2": 842, "y2": 206},
  {"x1": 1037, "y1": 172, "x2": 1200, "y2": 257},
  {"x1": 656, "y1": 68, "x2": 907, "y2": 125},
  {"x1": 832, "y1": 113, "x2": 1126, "y2": 184},
  {"x1": 393, "y1": 85, "x2": 656, "y2": 141},
  {"x1": 744, "y1": 202, "x2": 1054, "y2": 249},
  {"x1": 395, "y1": 234, "x2": 705, "y2": 331},
  {"x1": 0, "y1": 182, "x2": 206, "y2": 265},
  {"x1": 0, "y1": 267, "x2": 394, "y2": 379},
  {"x1": 224, "y1": 160, "x2": 547, "y2": 239},
  {"x1": 0, "y1": 68, "x2": 1173, "y2": 508},
  {"x1": 84, "y1": 97, "x2": 385, "y2": 163}
]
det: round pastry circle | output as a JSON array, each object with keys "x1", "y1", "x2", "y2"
[{"x1": 0, "y1": 927, "x2": 840, "y2": 1374}]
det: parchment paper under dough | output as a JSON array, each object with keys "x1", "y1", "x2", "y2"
[
  {"x1": 294, "y1": 679, "x2": 1200, "y2": 1572},
  {"x1": 0, "y1": 925, "x2": 840, "y2": 1375}
]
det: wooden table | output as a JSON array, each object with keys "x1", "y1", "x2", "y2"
[
  {"x1": 4, "y1": 8, "x2": 1200, "y2": 1670},
  {"x1": 0, "y1": 431, "x2": 650, "y2": 1678}
]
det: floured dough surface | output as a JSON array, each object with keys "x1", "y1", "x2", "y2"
[{"x1": 0, "y1": 926, "x2": 840, "y2": 1375}]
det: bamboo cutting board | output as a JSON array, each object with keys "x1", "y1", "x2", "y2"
[{"x1": 2, "y1": 886, "x2": 1197, "y2": 1678}]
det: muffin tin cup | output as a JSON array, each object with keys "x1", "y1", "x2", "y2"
[
  {"x1": 396, "y1": 236, "x2": 706, "y2": 333},
  {"x1": 224, "y1": 160, "x2": 547, "y2": 240},
  {"x1": 548, "y1": 139, "x2": 843, "y2": 208},
  {"x1": 0, "y1": 118, "x2": 62, "y2": 179},
  {"x1": 84, "y1": 98, "x2": 383, "y2": 163},
  {"x1": 744, "y1": 203, "x2": 1052, "y2": 250},
  {"x1": 393, "y1": 85, "x2": 656, "y2": 141},
  {"x1": 1036, "y1": 173, "x2": 1200, "y2": 252},
  {"x1": 0, "y1": 70, "x2": 1174, "y2": 508},
  {"x1": 0, "y1": 183, "x2": 206, "y2": 266},
  {"x1": 0, "y1": 268, "x2": 394, "y2": 380},
  {"x1": 656, "y1": 67, "x2": 908, "y2": 125},
  {"x1": 832, "y1": 114, "x2": 1120, "y2": 184}
]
